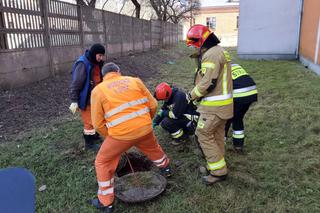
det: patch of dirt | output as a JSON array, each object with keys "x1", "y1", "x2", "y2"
[{"x1": 0, "y1": 47, "x2": 184, "y2": 143}]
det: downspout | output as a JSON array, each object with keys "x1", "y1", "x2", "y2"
[{"x1": 296, "y1": 0, "x2": 304, "y2": 59}]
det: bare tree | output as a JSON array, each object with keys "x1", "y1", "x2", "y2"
[
  {"x1": 76, "y1": 0, "x2": 97, "y2": 7},
  {"x1": 149, "y1": 0, "x2": 199, "y2": 23},
  {"x1": 130, "y1": 0, "x2": 141, "y2": 18}
]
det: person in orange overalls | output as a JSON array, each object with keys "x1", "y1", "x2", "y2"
[
  {"x1": 90, "y1": 62, "x2": 171, "y2": 212},
  {"x1": 69, "y1": 43, "x2": 105, "y2": 151}
]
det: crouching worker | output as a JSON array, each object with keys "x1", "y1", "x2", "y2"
[
  {"x1": 153, "y1": 82, "x2": 199, "y2": 145},
  {"x1": 90, "y1": 63, "x2": 171, "y2": 212}
]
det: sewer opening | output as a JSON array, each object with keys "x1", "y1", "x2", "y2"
[{"x1": 116, "y1": 152, "x2": 153, "y2": 177}]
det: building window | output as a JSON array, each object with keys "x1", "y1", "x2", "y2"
[{"x1": 206, "y1": 17, "x2": 216, "y2": 30}]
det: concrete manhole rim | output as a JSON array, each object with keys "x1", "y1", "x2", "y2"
[{"x1": 114, "y1": 171, "x2": 167, "y2": 203}]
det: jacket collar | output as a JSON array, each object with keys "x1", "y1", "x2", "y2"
[{"x1": 103, "y1": 72, "x2": 121, "y2": 80}]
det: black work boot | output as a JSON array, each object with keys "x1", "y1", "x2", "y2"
[
  {"x1": 92, "y1": 132, "x2": 103, "y2": 144},
  {"x1": 160, "y1": 165, "x2": 172, "y2": 178},
  {"x1": 83, "y1": 134, "x2": 101, "y2": 151},
  {"x1": 202, "y1": 174, "x2": 227, "y2": 185},
  {"x1": 233, "y1": 140, "x2": 244, "y2": 153},
  {"x1": 171, "y1": 133, "x2": 189, "y2": 146},
  {"x1": 91, "y1": 198, "x2": 114, "y2": 213}
]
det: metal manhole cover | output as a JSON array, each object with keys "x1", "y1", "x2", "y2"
[{"x1": 115, "y1": 171, "x2": 167, "y2": 203}]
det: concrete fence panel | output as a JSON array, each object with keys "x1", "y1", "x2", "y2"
[{"x1": 0, "y1": 0, "x2": 182, "y2": 89}]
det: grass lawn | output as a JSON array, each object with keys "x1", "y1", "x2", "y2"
[{"x1": 1, "y1": 43, "x2": 320, "y2": 212}]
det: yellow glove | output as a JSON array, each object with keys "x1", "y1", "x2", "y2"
[{"x1": 69, "y1": 102, "x2": 78, "y2": 114}]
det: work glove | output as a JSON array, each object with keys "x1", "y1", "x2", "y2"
[
  {"x1": 186, "y1": 93, "x2": 199, "y2": 106},
  {"x1": 153, "y1": 111, "x2": 164, "y2": 128},
  {"x1": 69, "y1": 102, "x2": 78, "y2": 115}
]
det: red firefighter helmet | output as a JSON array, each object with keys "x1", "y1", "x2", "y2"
[
  {"x1": 154, "y1": 82, "x2": 172, "y2": 100},
  {"x1": 186, "y1": 24, "x2": 212, "y2": 48}
]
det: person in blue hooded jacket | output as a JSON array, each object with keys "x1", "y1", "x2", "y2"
[{"x1": 69, "y1": 43, "x2": 105, "y2": 151}]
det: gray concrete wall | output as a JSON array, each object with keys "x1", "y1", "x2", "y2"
[
  {"x1": 237, "y1": 0, "x2": 302, "y2": 60},
  {"x1": 0, "y1": 0, "x2": 182, "y2": 90},
  {"x1": 0, "y1": 49, "x2": 50, "y2": 89}
]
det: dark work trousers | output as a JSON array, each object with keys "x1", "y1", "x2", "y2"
[
  {"x1": 160, "y1": 116, "x2": 192, "y2": 139},
  {"x1": 225, "y1": 102, "x2": 252, "y2": 147}
]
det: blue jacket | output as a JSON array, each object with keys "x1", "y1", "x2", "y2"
[
  {"x1": 70, "y1": 51, "x2": 103, "y2": 110},
  {"x1": 71, "y1": 54, "x2": 92, "y2": 110}
]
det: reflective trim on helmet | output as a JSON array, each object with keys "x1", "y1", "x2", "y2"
[
  {"x1": 104, "y1": 97, "x2": 148, "y2": 118},
  {"x1": 202, "y1": 30, "x2": 210, "y2": 40},
  {"x1": 106, "y1": 107, "x2": 150, "y2": 128},
  {"x1": 207, "y1": 158, "x2": 226, "y2": 171}
]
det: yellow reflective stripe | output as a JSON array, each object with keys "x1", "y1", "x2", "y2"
[
  {"x1": 197, "y1": 121, "x2": 205, "y2": 129},
  {"x1": 233, "y1": 133, "x2": 245, "y2": 139},
  {"x1": 168, "y1": 111, "x2": 176, "y2": 119},
  {"x1": 233, "y1": 89, "x2": 258, "y2": 98},
  {"x1": 207, "y1": 158, "x2": 226, "y2": 171},
  {"x1": 231, "y1": 66, "x2": 248, "y2": 80},
  {"x1": 200, "y1": 62, "x2": 215, "y2": 75},
  {"x1": 200, "y1": 98, "x2": 233, "y2": 106},
  {"x1": 223, "y1": 51, "x2": 231, "y2": 62},
  {"x1": 193, "y1": 86, "x2": 203, "y2": 97},
  {"x1": 202, "y1": 31, "x2": 210, "y2": 40},
  {"x1": 223, "y1": 65, "x2": 227, "y2": 95},
  {"x1": 201, "y1": 62, "x2": 215, "y2": 69},
  {"x1": 171, "y1": 129, "x2": 184, "y2": 138}
]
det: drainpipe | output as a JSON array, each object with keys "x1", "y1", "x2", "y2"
[{"x1": 296, "y1": 0, "x2": 304, "y2": 59}]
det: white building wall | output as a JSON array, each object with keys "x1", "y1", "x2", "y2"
[{"x1": 238, "y1": 0, "x2": 302, "y2": 59}]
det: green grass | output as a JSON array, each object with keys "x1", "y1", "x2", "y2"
[{"x1": 1, "y1": 43, "x2": 320, "y2": 212}]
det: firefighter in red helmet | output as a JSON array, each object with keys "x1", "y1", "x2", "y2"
[
  {"x1": 186, "y1": 24, "x2": 233, "y2": 184},
  {"x1": 153, "y1": 82, "x2": 199, "y2": 145}
]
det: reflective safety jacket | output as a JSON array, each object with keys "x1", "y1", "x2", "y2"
[
  {"x1": 90, "y1": 72, "x2": 158, "y2": 140},
  {"x1": 161, "y1": 87, "x2": 199, "y2": 119},
  {"x1": 231, "y1": 64, "x2": 258, "y2": 104},
  {"x1": 190, "y1": 45, "x2": 233, "y2": 119}
]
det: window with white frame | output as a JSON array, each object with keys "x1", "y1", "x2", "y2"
[{"x1": 206, "y1": 17, "x2": 216, "y2": 30}]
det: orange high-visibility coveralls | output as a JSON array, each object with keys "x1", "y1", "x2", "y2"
[
  {"x1": 80, "y1": 65, "x2": 102, "y2": 135},
  {"x1": 91, "y1": 72, "x2": 170, "y2": 206}
]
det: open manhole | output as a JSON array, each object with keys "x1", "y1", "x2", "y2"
[
  {"x1": 114, "y1": 152, "x2": 167, "y2": 203},
  {"x1": 116, "y1": 152, "x2": 152, "y2": 177}
]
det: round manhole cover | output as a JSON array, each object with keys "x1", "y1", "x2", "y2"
[{"x1": 115, "y1": 171, "x2": 167, "y2": 203}]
